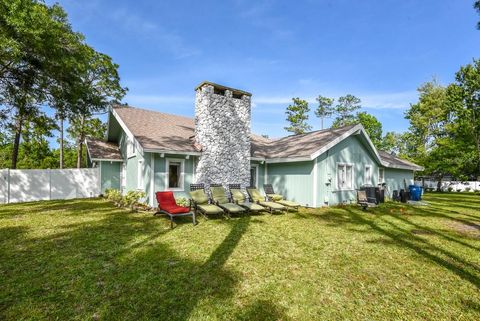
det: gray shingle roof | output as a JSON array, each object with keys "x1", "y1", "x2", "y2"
[
  {"x1": 113, "y1": 106, "x2": 199, "y2": 153},
  {"x1": 251, "y1": 125, "x2": 357, "y2": 159},
  {"x1": 109, "y1": 105, "x2": 422, "y2": 170},
  {"x1": 378, "y1": 150, "x2": 423, "y2": 171},
  {"x1": 86, "y1": 137, "x2": 123, "y2": 161}
]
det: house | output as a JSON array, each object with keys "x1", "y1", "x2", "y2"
[{"x1": 85, "y1": 81, "x2": 423, "y2": 207}]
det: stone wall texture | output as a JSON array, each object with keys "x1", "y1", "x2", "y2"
[{"x1": 194, "y1": 84, "x2": 251, "y2": 187}]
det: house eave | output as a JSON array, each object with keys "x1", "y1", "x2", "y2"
[
  {"x1": 265, "y1": 156, "x2": 311, "y2": 164},
  {"x1": 142, "y1": 148, "x2": 202, "y2": 156}
]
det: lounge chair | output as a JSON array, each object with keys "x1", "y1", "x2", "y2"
[
  {"x1": 228, "y1": 184, "x2": 265, "y2": 213},
  {"x1": 189, "y1": 183, "x2": 225, "y2": 219},
  {"x1": 209, "y1": 184, "x2": 246, "y2": 217},
  {"x1": 357, "y1": 190, "x2": 376, "y2": 210},
  {"x1": 263, "y1": 184, "x2": 301, "y2": 212},
  {"x1": 154, "y1": 191, "x2": 196, "y2": 228},
  {"x1": 246, "y1": 187, "x2": 286, "y2": 214}
]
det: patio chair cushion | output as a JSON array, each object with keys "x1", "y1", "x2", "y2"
[
  {"x1": 259, "y1": 201, "x2": 285, "y2": 210},
  {"x1": 210, "y1": 186, "x2": 229, "y2": 204},
  {"x1": 198, "y1": 204, "x2": 224, "y2": 215},
  {"x1": 247, "y1": 188, "x2": 264, "y2": 202},
  {"x1": 156, "y1": 191, "x2": 190, "y2": 214},
  {"x1": 238, "y1": 201, "x2": 264, "y2": 212},
  {"x1": 231, "y1": 189, "x2": 246, "y2": 203},
  {"x1": 267, "y1": 193, "x2": 284, "y2": 201},
  {"x1": 220, "y1": 203, "x2": 245, "y2": 213},
  {"x1": 276, "y1": 200, "x2": 300, "y2": 207},
  {"x1": 190, "y1": 189, "x2": 209, "y2": 204}
]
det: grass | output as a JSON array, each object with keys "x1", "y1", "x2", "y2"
[{"x1": 0, "y1": 193, "x2": 479, "y2": 321}]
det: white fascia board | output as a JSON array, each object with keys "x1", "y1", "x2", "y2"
[
  {"x1": 382, "y1": 162, "x2": 424, "y2": 171},
  {"x1": 309, "y1": 124, "x2": 383, "y2": 165},
  {"x1": 250, "y1": 157, "x2": 266, "y2": 162},
  {"x1": 84, "y1": 138, "x2": 92, "y2": 163},
  {"x1": 91, "y1": 158, "x2": 124, "y2": 162},
  {"x1": 143, "y1": 148, "x2": 202, "y2": 156},
  {"x1": 265, "y1": 157, "x2": 311, "y2": 164},
  {"x1": 110, "y1": 107, "x2": 144, "y2": 156}
]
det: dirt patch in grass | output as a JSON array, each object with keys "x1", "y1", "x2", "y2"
[
  {"x1": 411, "y1": 229, "x2": 434, "y2": 235},
  {"x1": 449, "y1": 222, "x2": 480, "y2": 238}
]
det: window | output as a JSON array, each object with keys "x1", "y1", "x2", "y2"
[
  {"x1": 137, "y1": 159, "x2": 144, "y2": 189},
  {"x1": 337, "y1": 163, "x2": 353, "y2": 190},
  {"x1": 127, "y1": 137, "x2": 135, "y2": 158},
  {"x1": 250, "y1": 165, "x2": 258, "y2": 188},
  {"x1": 365, "y1": 165, "x2": 372, "y2": 185},
  {"x1": 166, "y1": 159, "x2": 184, "y2": 190},
  {"x1": 379, "y1": 168, "x2": 385, "y2": 184}
]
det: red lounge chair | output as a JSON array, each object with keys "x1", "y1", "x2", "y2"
[{"x1": 154, "y1": 191, "x2": 196, "y2": 228}]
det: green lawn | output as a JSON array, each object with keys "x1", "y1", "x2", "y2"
[{"x1": 1, "y1": 193, "x2": 479, "y2": 321}]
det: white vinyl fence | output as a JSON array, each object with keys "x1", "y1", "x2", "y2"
[
  {"x1": 0, "y1": 168, "x2": 100, "y2": 204},
  {"x1": 415, "y1": 180, "x2": 480, "y2": 192}
]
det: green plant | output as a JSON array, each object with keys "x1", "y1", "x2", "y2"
[
  {"x1": 123, "y1": 190, "x2": 146, "y2": 211},
  {"x1": 175, "y1": 197, "x2": 189, "y2": 207},
  {"x1": 448, "y1": 187, "x2": 453, "y2": 192},
  {"x1": 456, "y1": 189, "x2": 462, "y2": 193},
  {"x1": 105, "y1": 189, "x2": 123, "y2": 207},
  {"x1": 465, "y1": 187, "x2": 471, "y2": 192}
]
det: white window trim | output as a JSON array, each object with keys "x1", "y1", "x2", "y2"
[
  {"x1": 365, "y1": 165, "x2": 372, "y2": 185},
  {"x1": 166, "y1": 158, "x2": 185, "y2": 191},
  {"x1": 126, "y1": 137, "x2": 136, "y2": 159},
  {"x1": 336, "y1": 162, "x2": 354, "y2": 191},
  {"x1": 378, "y1": 167, "x2": 385, "y2": 184},
  {"x1": 137, "y1": 159, "x2": 144, "y2": 189},
  {"x1": 251, "y1": 164, "x2": 259, "y2": 188}
]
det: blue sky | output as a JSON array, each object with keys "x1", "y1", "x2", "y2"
[{"x1": 48, "y1": 0, "x2": 480, "y2": 138}]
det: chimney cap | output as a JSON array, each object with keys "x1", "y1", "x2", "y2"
[{"x1": 195, "y1": 81, "x2": 252, "y2": 97}]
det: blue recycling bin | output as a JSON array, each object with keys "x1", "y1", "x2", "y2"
[{"x1": 408, "y1": 185, "x2": 422, "y2": 201}]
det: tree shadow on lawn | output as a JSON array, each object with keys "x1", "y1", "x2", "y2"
[
  {"x1": 0, "y1": 207, "x2": 289, "y2": 320},
  {"x1": 327, "y1": 206, "x2": 480, "y2": 290}
]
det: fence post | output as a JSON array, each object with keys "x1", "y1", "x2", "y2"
[
  {"x1": 6, "y1": 168, "x2": 10, "y2": 204},
  {"x1": 48, "y1": 168, "x2": 52, "y2": 201}
]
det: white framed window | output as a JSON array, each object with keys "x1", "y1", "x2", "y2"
[
  {"x1": 126, "y1": 137, "x2": 136, "y2": 158},
  {"x1": 379, "y1": 168, "x2": 385, "y2": 184},
  {"x1": 365, "y1": 165, "x2": 372, "y2": 185},
  {"x1": 337, "y1": 163, "x2": 354, "y2": 190},
  {"x1": 137, "y1": 159, "x2": 144, "y2": 189},
  {"x1": 166, "y1": 158, "x2": 185, "y2": 191}
]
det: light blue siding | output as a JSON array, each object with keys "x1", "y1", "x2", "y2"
[
  {"x1": 384, "y1": 168, "x2": 414, "y2": 194},
  {"x1": 100, "y1": 161, "x2": 121, "y2": 192},
  {"x1": 267, "y1": 161, "x2": 314, "y2": 206},
  {"x1": 316, "y1": 135, "x2": 381, "y2": 206}
]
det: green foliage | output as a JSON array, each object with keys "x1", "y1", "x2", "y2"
[
  {"x1": 0, "y1": 0, "x2": 126, "y2": 169},
  {"x1": 104, "y1": 188, "x2": 123, "y2": 207},
  {"x1": 175, "y1": 197, "x2": 189, "y2": 207},
  {"x1": 475, "y1": 1, "x2": 480, "y2": 29},
  {"x1": 314, "y1": 95, "x2": 334, "y2": 129},
  {"x1": 332, "y1": 94, "x2": 361, "y2": 127},
  {"x1": 284, "y1": 97, "x2": 312, "y2": 134},
  {"x1": 124, "y1": 190, "x2": 146, "y2": 211}
]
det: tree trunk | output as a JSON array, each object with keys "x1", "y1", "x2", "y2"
[
  {"x1": 76, "y1": 140, "x2": 83, "y2": 168},
  {"x1": 76, "y1": 114, "x2": 85, "y2": 169},
  {"x1": 436, "y1": 176, "x2": 443, "y2": 192},
  {"x1": 59, "y1": 116, "x2": 64, "y2": 169},
  {"x1": 11, "y1": 116, "x2": 23, "y2": 169}
]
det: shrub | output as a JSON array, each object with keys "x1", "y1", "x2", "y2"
[
  {"x1": 447, "y1": 187, "x2": 453, "y2": 192},
  {"x1": 175, "y1": 197, "x2": 189, "y2": 207},
  {"x1": 465, "y1": 187, "x2": 471, "y2": 192},
  {"x1": 456, "y1": 189, "x2": 462, "y2": 193},
  {"x1": 105, "y1": 189, "x2": 123, "y2": 207},
  {"x1": 124, "y1": 190, "x2": 146, "y2": 211}
]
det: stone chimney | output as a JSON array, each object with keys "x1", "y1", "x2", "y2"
[{"x1": 194, "y1": 81, "x2": 252, "y2": 187}]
